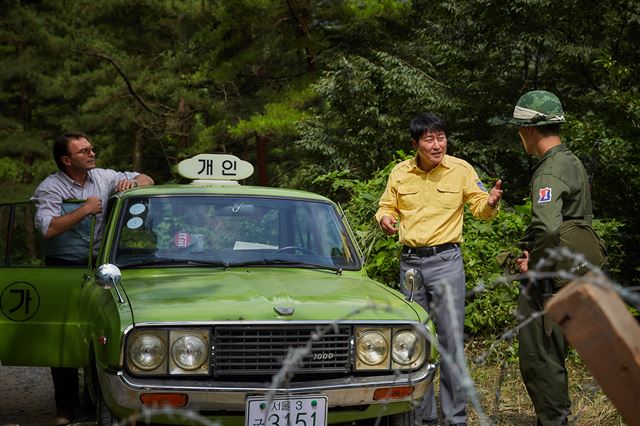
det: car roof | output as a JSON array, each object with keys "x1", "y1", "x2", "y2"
[{"x1": 116, "y1": 183, "x2": 334, "y2": 203}]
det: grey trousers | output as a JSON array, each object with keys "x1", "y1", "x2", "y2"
[{"x1": 399, "y1": 245, "x2": 467, "y2": 425}]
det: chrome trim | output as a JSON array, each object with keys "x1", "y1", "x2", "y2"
[
  {"x1": 113, "y1": 283, "x2": 126, "y2": 304},
  {"x1": 126, "y1": 320, "x2": 426, "y2": 329},
  {"x1": 98, "y1": 362, "x2": 436, "y2": 412},
  {"x1": 123, "y1": 323, "x2": 136, "y2": 335},
  {"x1": 337, "y1": 202, "x2": 365, "y2": 265}
]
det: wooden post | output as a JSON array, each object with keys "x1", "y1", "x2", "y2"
[{"x1": 545, "y1": 273, "x2": 640, "y2": 426}]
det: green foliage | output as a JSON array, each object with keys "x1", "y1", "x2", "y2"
[
  {"x1": 461, "y1": 205, "x2": 528, "y2": 335},
  {"x1": 298, "y1": 52, "x2": 452, "y2": 178},
  {"x1": 0, "y1": 157, "x2": 20, "y2": 182}
]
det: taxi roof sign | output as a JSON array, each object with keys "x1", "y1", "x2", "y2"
[{"x1": 177, "y1": 154, "x2": 254, "y2": 183}]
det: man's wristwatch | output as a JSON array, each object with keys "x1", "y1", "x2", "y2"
[{"x1": 131, "y1": 180, "x2": 139, "y2": 187}]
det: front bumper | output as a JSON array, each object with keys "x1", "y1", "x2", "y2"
[{"x1": 98, "y1": 361, "x2": 436, "y2": 420}]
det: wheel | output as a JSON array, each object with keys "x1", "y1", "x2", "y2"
[
  {"x1": 272, "y1": 246, "x2": 314, "y2": 255},
  {"x1": 95, "y1": 376, "x2": 117, "y2": 426},
  {"x1": 357, "y1": 406, "x2": 421, "y2": 426},
  {"x1": 81, "y1": 366, "x2": 96, "y2": 413},
  {"x1": 387, "y1": 406, "x2": 421, "y2": 426}
]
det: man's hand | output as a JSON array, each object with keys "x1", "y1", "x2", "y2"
[
  {"x1": 516, "y1": 250, "x2": 530, "y2": 273},
  {"x1": 83, "y1": 196, "x2": 102, "y2": 215},
  {"x1": 379, "y1": 215, "x2": 398, "y2": 235},
  {"x1": 487, "y1": 179, "x2": 503, "y2": 208},
  {"x1": 45, "y1": 196, "x2": 102, "y2": 239},
  {"x1": 115, "y1": 179, "x2": 138, "y2": 192}
]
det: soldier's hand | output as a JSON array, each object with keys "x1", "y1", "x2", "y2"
[
  {"x1": 83, "y1": 196, "x2": 102, "y2": 215},
  {"x1": 380, "y1": 215, "x2": 398, "y2": 235},
  {"x1": 516, "y1": 250, "x2": 530, "y2": 273},
  {"x1": 487, "y1": 179, "x2": 503, "y2": 208}
]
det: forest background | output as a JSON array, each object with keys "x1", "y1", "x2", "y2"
[{"x1": 1, "y1": 0, "x2": 638, "y2": 360}]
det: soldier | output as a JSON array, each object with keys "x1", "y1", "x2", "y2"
[{"x1": 508, "y1": 90, "x2": 607, "y2": 425}]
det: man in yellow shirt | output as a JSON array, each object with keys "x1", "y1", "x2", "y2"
[{"x1": 375, "y1": 112, "x2": 503, "y2": 426}]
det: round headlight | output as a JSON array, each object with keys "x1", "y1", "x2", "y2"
[
  {"x1": 129, "y1": 334, "x2": 166, "y2": 371},
  {"x1": 356, "y1": 331, "x2": 388, "y2": 365},
  {"x1": 171, "y1": 335, "x2": 207, "y2": 370},
  {"x1": 392, "y1": 330, "x2": 423, "y2": 365}
]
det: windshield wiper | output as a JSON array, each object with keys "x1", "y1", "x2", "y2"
[
  {"x1": 119, "y1": 257, "x2": 343, "y2": 274},
  {"x1": 227, "y1": 258, "x2": 343, "y2": 274},
  {"x1": 119, "y1": 258, "x2": 230, "y2": 269}
]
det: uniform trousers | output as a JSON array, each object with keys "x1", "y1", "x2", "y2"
[
  {"x1": 399, "y1": 245, "x2": 467, "y2": 425},
  {"x1": 517, "y1": 284, "x2": 571, "y2": 426}
]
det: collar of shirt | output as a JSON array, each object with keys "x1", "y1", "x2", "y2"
[
  {"x1": 58, "y1": 170, "x2": 94, "y2": 188},
  {"x1": 534, "y1": 144, "x2": 567, "y2": 172}
]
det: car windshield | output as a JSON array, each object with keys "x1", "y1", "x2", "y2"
[{"x1": 112, "y1": 196, "x2": 361, "y2": 270}]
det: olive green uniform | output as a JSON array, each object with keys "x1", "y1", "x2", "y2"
[{"x1": 518, "y1": 144, "x2": 606, "y2": 425}]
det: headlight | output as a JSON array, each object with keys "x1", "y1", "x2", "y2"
[
  {"x1": 171, "y1": 335, "x2": 207, "y2": 370},
  {"x1": 355, "y1": 329, "x2": 389, "y2": 369},
  {"x1": 129, "y1": 333, "x2": 167, "y2": 371},
  {"x1": 169, "y1": 329, "x2": 210, "y2": 375},
  {"x1": 126, "y1": 329, "x2": 210, "y2": 376},
  {"x1": 392, "y1": 330, "x2": 424, "y2": 367}
]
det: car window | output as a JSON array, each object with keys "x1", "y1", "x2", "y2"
[
  {"x1": 0, "y1": 203, "x2": 44, "y2": 267},
  {"x1": 113, "y1": 196, "x2": 360, "y2": 269}
]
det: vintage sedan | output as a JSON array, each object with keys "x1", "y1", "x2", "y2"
[{"x1": 0, "y1": 154, "x2": 436, "y2": 426}]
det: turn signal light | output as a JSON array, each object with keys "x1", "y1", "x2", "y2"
[
  {"x1": 373, "y1": 386, "x2": 415, "y2": 400},
  {"x1": 140, "y1": 393, "x2": 188, "y2": 407}
]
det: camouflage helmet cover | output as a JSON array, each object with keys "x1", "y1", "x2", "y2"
[{"x1": 510, "y1": 90, "x2": 566, "y2": 127}]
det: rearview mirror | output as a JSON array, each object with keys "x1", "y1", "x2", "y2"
[
  {"x1": 217, "y1": 203, "x2": 256, "y2": 216},
  {"x1": 402, "y1": 268, "x2": 423, "y2": 302},
  {"x1": 96, "y1": 264, "x2": 122, "y2": 289}
]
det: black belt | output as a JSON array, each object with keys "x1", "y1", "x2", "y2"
[{"x1": 402, "y1": 243, "x2": 458, "y2": 257}]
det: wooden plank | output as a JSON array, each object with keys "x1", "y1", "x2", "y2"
[{"x1": 545, "y1": 273, "x2": 640, "y2": 426}]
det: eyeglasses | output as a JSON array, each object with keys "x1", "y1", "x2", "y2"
[{"x1": 69, "y1": 146, "x2": 97, "y2": 156}]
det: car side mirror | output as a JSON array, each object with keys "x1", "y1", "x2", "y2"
[
  {"x1": 402, "y1": 268, "x2": 423, "y2": 302},
  {"x1": 96, "y1": 264, "x2": 122, "y2": 289}
]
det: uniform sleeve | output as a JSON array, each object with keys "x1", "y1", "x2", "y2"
[
  {"x1": 519, "y1": 224, "x2": 535, "y2": 251},
  {"x1": 374, "y1": 168, "x2": 399, "y2": 224},
  {"x1": 463, "y1": 167, "x2": 498, "y2": 220},
  {"x1": 528, "y1": 174, "x2": 569, "y2": 267}
]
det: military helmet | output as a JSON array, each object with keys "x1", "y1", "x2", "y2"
[{"x1": 510, "y1": 90, "x2": 565, "y2": 127}]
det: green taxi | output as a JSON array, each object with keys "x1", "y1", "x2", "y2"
[{"x1": 0, "y1": 155, "x2": 436, "y2": 425}]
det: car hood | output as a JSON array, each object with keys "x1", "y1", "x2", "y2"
[{"x1": 119, "y1": 267, "x2": 422, "y2": 324}]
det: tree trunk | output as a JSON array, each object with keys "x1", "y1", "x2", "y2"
[
  {"x1": 133, "y1": 129, "x2": 143, "y2": 171},
  {"x1": 256, "y1": 134, "x2": 270, "y2": 186}
]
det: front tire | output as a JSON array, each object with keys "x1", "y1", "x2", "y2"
[
  {"x1": 95, "y1": 375, "x2": 117, "y2": 426},
  {"x1": 388, "y1": 406, "x2": 421, "y2": 426},
  {"x1": 358, "y1": 406, "x2": 421, "y2": 426}
]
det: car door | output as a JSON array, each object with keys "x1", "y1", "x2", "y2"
[{"x1": 0, "y1": 201, "x2": 91, "y2": 367}]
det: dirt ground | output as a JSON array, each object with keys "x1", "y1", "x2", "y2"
[{"x1": 0, "y1": 366, "x2": 94, "y2": 426}]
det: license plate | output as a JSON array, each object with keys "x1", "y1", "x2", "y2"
[{"x1": 245, "y1": 395, "x2": 328, "y2": 426}]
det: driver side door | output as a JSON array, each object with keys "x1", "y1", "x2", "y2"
[{"x1": 0, "y1": 202, "x2": 90, "y2": 367}]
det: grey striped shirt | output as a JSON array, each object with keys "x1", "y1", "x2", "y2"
[{"x1": 31, "y1": 168, "x2": 138, "y2": 258}]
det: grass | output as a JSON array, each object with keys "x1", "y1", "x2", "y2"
[{"x1": 461, "y1": 340, "x2": 625, "y2": 425}]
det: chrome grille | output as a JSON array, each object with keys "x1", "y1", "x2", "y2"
[{"x1": 212, "y1": 325, "x2": 352, "y2": 376}]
